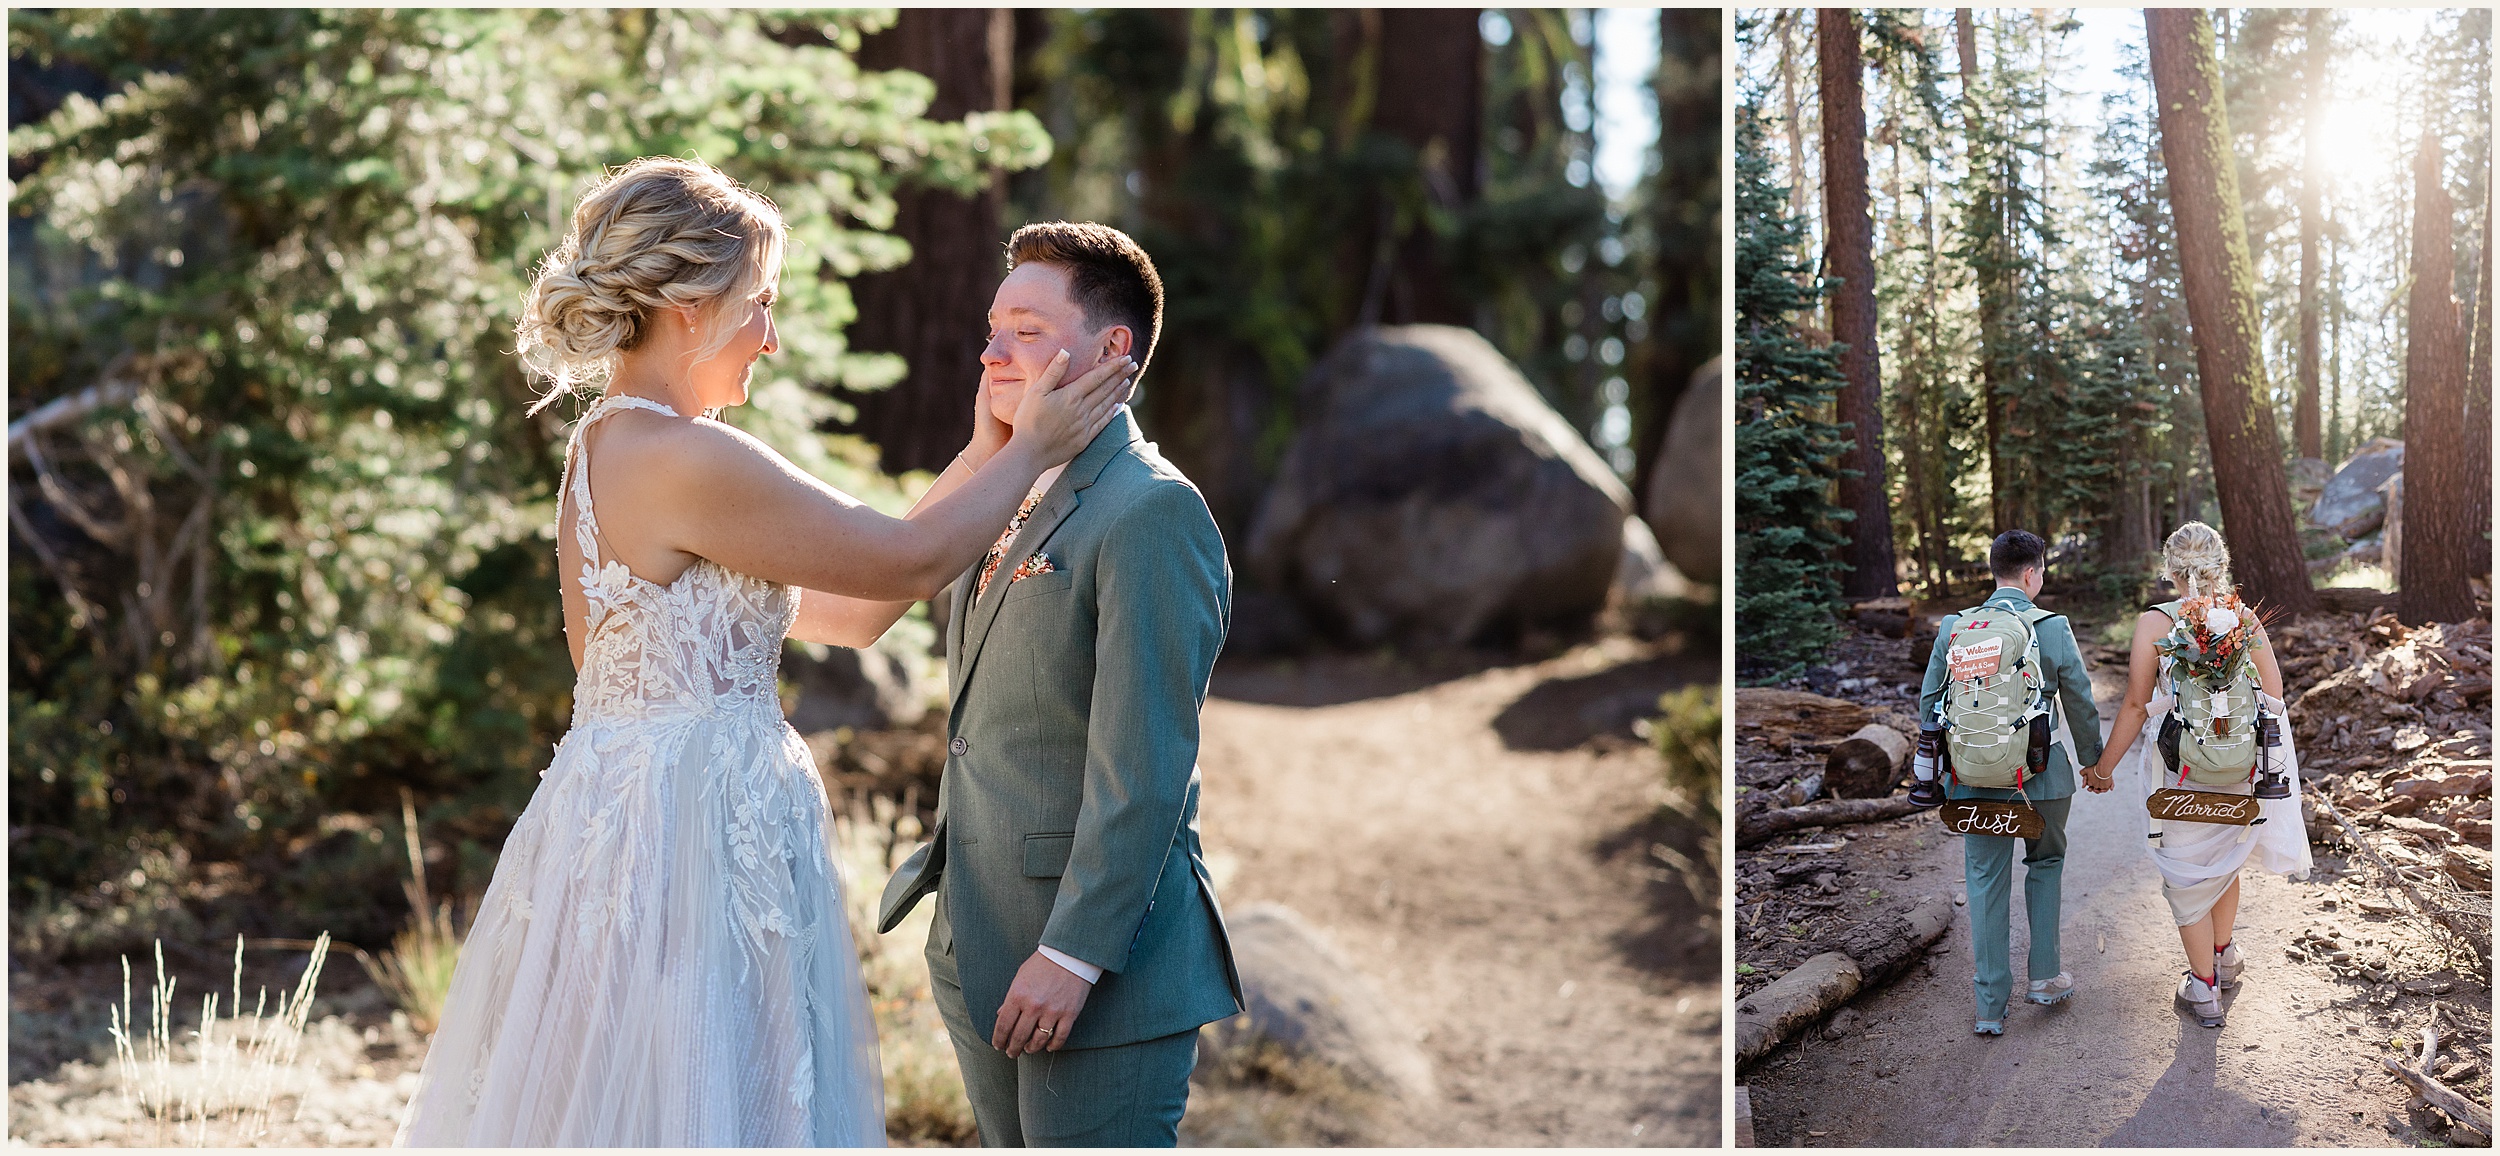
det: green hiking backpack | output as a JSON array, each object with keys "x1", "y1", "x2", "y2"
[
  {"x1": 1940, "y1": 605, "x2": 2060, "y2": 790},
  {"x1": 2154, "y1": 599, "x2": 2262, "y2": 788}
]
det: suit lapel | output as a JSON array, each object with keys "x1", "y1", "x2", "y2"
[
  {"x1": 944, "y1": 567, "x2": 973, "y2": 681},
  {"x1": 949, "y1": 408, "x2": 1141, "y2": 706}
]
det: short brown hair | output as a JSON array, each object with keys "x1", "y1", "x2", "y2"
[
  {"x1": 1989, "y1": 529, "x2": 2047, "y2": 580},
  {"x1": 1006, "y1": 221, "x2": 1164, "y2": 377}
]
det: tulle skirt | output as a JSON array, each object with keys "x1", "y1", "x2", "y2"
[
  {"x1": 2122, "y1": 693, "x2": 2314, "y2": 926},
  {"x1": 395, "y1": 709, "x2": 885, "y2": 1147}
]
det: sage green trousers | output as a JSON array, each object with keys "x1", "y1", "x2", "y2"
[
  {"x1": 927, "y1": 913, "x2": 1196, "y2": 1147},
  {"x1": 1963, "y1": 794, "x2": 2072, "y2": 1021}
]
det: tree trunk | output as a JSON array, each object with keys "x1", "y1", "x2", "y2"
[
  {"x1": 2469, "y1": 194, "x2": 2493, "y2": 576},
  {"x1": 1955, "y1": 9, "x2": 1979, "y2": 83},
  {"x1": 840, "y1": 9, "x2": 1016, "y2": 474},
  {"x1": 1778, "y1": 13, "x2": 1815, "y2": 258},
  {"x1": 1369, "y1": 8, "x2": 1482, "y2": 327},
  {"x1": 1818, "y1": 9, "x2": 1898, "y2": 598},
  {"x1": 2145, "y1": 8, "x2": 2318, "y2": 616},
  {"x1": 2293, "y1": 9, "x2": 2329, "y2": 461},
  {"x1": 1915, "y1": 165, "x2": 1948, "y2": 591},
  {"x1": 2328, "y1": 225, "x2": 2347, "y2": 464},
  {"x1": 1633, "y1": 8, "x2": 1721, "y2": 515},
  {"x1": 2398, "y1": 128, "x2": 2476, "y2": 624}
]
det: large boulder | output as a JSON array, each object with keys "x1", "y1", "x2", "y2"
[
  {"x1": 2311, "y1": 438, "x2": 2405, "y2": 539},
  {"x1": 1246, "y1": 325, "x2": 1631, "y2": 651},
  {"x1": 1197, "y1": 903, "x2": 1433, "y2": 1100},
  {"x1": 1645, "y1": 358, "x2": 1723, "y2": 584}
]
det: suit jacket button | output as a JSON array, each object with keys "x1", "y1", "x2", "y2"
[{"x1": 950, "y1": 736, "x2": 969, "y2": 757}]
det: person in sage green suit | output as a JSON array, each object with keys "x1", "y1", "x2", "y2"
[
  {"x1": 1917, "y1": 529, "x2": 2105, "y2": 1035},
  {"x1": 879, "y1": 222, "x2": 1241, "y2": 1147}
]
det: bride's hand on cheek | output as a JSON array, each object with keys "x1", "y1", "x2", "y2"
[
  {"x1": 1008, "y1": 350, "x2": 1135, "y2": 467},
  {"x1": 965, "y1": 376, "x2": 1010, "y2": 470}
]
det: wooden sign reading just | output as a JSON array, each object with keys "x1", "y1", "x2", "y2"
[
  {"x1": 1938, "y1": 799, "x2": 2046, "y2": 840},
  {"x1": 2147, "y1": 788, "x2": 2262, "y2": 826}
]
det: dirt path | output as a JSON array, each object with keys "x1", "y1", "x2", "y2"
[
  {"x1": 1191, "y1": 638, "x2": 1722, "y2": 1146},
  {"x1": 1745, "y1": 648, "x2": 2478, "y2": 1147}
]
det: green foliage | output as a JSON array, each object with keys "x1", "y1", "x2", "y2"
[
  {"x1": 1651, "y1": 683, "x2": 1721, "y2": 821},
  {"x1": 1732, "y1": 101, "x2": 1850, "y2": 684},
  {"x1": 1865, "y1": 18, "x2": 1984, "y2": 593},
  {"x1": 7, "y1": 8, "x2": 1044, "y2": 950}
]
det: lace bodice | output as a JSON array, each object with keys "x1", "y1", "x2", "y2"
[{"x1": 562, "y1": 395, "x2": 797, "y2": 727}]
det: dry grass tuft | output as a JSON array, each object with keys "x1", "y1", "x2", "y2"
[
  {"x1": 353, "y1": 789, "x2": 465, "y2": 1034},
  {"x1": 103, "y1": 934, "x2": 332, "y2": 1146}
]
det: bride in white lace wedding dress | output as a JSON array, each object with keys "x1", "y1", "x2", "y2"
[{"x1": 395, "y1": 158, "x2": 1131, "y2": 1147}]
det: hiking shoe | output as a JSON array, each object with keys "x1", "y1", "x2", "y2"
[
  {"x1": 2027, "y1": 972, "x2": 2075, "y2": 1006},
  {"x1": 1906, "y1": 779, "x2": 1947, "y2": 808},
  {"x1": 2176, "y1": 972, "x2": 2224, "y2": 1028},
  {"x1": 2216, "y1": 942, "x2": 2245, "y2": 989},
  {"x1": 1973, "y1": 1018, "x2": 2004, "y2": 1036}
]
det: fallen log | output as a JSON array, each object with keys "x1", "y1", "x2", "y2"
[
  {"x1": 1733, "y1": 894, "x2": 1957, "y2": 1071},
  {"x1": 1735, "y1": 952, "x2": 1860, "y2": 1070},
  {"x1": 1834, "y1": 893, "x2": 1956, "y2": 989},
  {"x1": 1826, "y1": 724, "x2": 1910, "y2": 798},
  {"x1": 1738, "y1": 796, "x2": 1920, "y2": 848},
  {"x1": 2316, "y1": 587, "x2": 2399, "y2": 616},
  {"x1": 1735, "y1": 688, "x2": 1874, "y2": 748},
  {"x1": 2382, "y1": 1015, "x2": 2493, "y2": 1143}
]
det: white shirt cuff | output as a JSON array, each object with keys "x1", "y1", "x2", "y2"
[{"x1": 1036, "y1": 944, "x2": 1101, "y2": 984}]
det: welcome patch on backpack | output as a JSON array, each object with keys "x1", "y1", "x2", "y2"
[{"x1": 1947, "y1": 635, "x2": 2004, "y2": 681}]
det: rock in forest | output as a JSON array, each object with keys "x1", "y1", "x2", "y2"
[
  {"x1": 783, "y1": 638, "x2": 934, "y2": 732},
  {"x1": 1645, "y1": 357, "x2": 1722, "y2": 584},
  {"x1": 1197, "y1": 902, "x2": 1434, "y2": 1100},
  {"x1": 1246, "y1": 325, "x2": 1631, "y2": 651},
  {"x1": 1616, "y1": 517, "x2": 1694, "y2": 605},
  {"x1": 2311, "y1": 438, "x2": 2405, "y2": 539}
]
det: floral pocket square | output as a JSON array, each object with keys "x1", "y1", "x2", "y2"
[{"x1": 1008, "y1": 553, "x2": 1056, "y2": 583}]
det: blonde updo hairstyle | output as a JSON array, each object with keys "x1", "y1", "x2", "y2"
[
  {"x1": 517, "y1": 157, "x2": 786, "y2": 415},
  {"x1": 2163, "y1": 521, "x2": 2234, "y2": 602}
]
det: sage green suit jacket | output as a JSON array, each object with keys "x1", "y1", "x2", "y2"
[{"x1": 877, "y1": 409, "x2": 1244, "y2": 1050}]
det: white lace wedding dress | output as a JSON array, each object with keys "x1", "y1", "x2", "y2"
[{"x1": 396, "y1": 395, "x2": 885, "y2": 1147}]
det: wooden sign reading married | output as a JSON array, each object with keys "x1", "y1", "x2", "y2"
[
  {"x1": 2147, "y1": 788, "x2": 2263, "y2": 826},
  {"x1": 1938, "y1": 799, "x2": 2046, "y2": 839}
]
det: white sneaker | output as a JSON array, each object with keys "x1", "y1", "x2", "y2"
[
  {"x1": 2176, "y1": 972, "x2": 2223, "y2": 1028},
  {"x1": 2027, "y1": 972, "x2": 2074, "y2": 1006},
  {"x1": 2215, "y1": 943, "x2": 2244, "y2": 989}
]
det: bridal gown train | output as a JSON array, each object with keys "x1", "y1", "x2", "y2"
[{"x1": 396, "y1": 395, "x2": 885, "y2": 1147}]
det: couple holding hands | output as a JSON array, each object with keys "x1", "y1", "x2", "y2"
[{"x1": 1908, "y1": 524, "x2": 2312, "y2": 1037}]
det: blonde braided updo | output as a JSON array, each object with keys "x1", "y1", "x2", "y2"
[
  {"x1": 2163, "y1": 521, "x2": 2234, "y2": 602},
  {"x1": 517, "y1": 157, "x2": 786, "y2": 415}
]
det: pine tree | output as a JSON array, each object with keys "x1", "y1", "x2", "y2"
[
  {"x1": 5, "y1": 9, "x2": 1047, "y2": 933},
  {"x1": 1735, "y1": 104, "x2": 1852, "y2": 682}
]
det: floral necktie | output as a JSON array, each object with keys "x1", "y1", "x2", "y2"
[{"x1": 976, "y1": 488, "x2": 1045, "y2": 598}]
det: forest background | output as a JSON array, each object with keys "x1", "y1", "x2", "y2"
[
  {"x1": 6, "y1": 5, "x2": 1718, "y2": 1017},
  {"x1": 1734, "y1": 6, "x2": 2492, "y2": 682}
]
